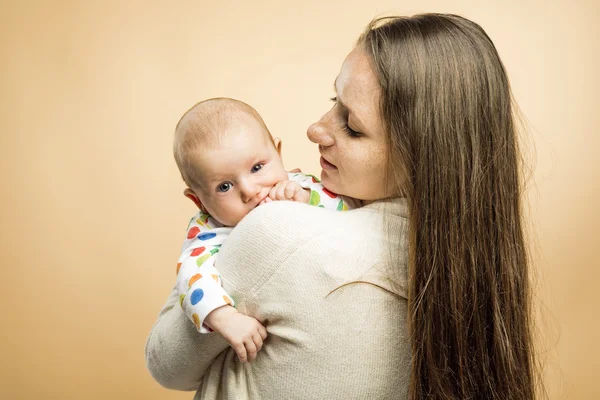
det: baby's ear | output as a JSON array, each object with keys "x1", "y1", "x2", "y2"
[
  {"x1": 184, "y1": 188, "x2": 204, "y2": 210},
  {"x1": 273, "y1": 137, "x2": 282, "y2": 156}
]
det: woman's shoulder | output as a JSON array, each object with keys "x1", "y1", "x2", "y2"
[
  {"x1": 240, "y1": 197, "x2": 406, "y2": 230},
  {"x1": 229, "y1": 198, "x2": 409, "y2": 252}
]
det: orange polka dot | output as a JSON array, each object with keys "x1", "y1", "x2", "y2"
[
  {"x1": 188, "y1": 273, "x2": 202, "y2": 288},
  {"x1": 176, "y1": 262, "x2": 182, "y2": 274},
  {"x1": 192, "y1": 314, "x2": 200, "y2": 330},
  {"x1": 223, "y1": 295, "x2": 232, "y2": 305},
  {"x1": 212, "y1": 274, "x2": 219, "y2": 283}
]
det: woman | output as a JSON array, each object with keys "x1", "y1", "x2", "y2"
[{"x1": 146, "y1": 14, "x2": 539, "y2": 399}]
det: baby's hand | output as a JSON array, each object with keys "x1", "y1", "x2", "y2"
[
  {"x1": 265, "y1": 180, "x2": 310, "y2": 203},
  {"x1": 204, "y1": 306, "x2": 268, "y2": 363}
]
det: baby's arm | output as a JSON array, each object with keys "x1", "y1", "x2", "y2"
[{"x1": 176, "y1": 213, "x2": 266, "y2": 362}]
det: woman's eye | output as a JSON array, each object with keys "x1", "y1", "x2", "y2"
[
  {"x1": 330, "y1": 97, "x2": 361, "y2": 138},
  {"x1": 217, "y1": 182, "x2": 232, "y2": 192},
  {"x1": 342, "y1": 123, "x2": 362, "y2": 138},
  {"x1": 252, "y1": 164, "x2": 263, "y2": 173}
]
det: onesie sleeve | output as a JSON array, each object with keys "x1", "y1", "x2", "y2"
[
  {"x1": 176, "y1": 211, "x2": 235, "y2": 334},
  {"x1": 288, "y1": 172, "x2": 361, "y2": 210}
]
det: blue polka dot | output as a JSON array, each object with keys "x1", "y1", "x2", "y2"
[
  {"x1": 197, "y1": 232, "x2": 217, "y2": 241},
  {"x1": 191, "y1": 289, "x2": 204, "y2": 305}
]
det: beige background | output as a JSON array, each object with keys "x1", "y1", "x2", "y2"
[{"x1": 1, "y1": 0, "x2": 598, "y2": 399}]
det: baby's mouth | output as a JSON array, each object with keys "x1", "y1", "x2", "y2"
[{"x1": 256, "y1": 194, "x2": 271, "y2": 207}]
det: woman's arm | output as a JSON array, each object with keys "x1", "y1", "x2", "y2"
[
  {"x1": 145, "y1": 285, "x2": 229, "y2": 390},
  {"x1": 145, "y1": 202, "x2": 316, "y2": 391}
]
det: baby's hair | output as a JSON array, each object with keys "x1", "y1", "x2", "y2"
[{"x1": 173, "y1": 97, "x2": 271, "y2": 191}]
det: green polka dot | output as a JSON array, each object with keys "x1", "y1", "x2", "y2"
[
  {"x1": 309, "y1": 190, "x2": 321, "y2": 206},
  {"x1": 196, "y1": 253, "x2": 212, "y2": 267},
  {"x1": 337, "y1": 199, "x2": 348, "y2": 211}
]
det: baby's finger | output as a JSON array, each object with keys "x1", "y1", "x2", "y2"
[
  {"x1": 275, "y1": 182, "x2": 287, "y2": 200},
  {"x1": 233, "y1": 342, "x2": 248, "y2": 363},
  {"x1": 245, "y1": 338, "x2": 258, "y2": 362},
  {"x1": 268, "y1": 185, "x2": 278, "y2": 200},
  {"x1": 284, "y1": 182, "x2": 299, "y2": 199},
  {"x1": 258, "y1": 324, "x2": 268, "y2": 340},
  {"x1": 253, "y1": 332, "x2": 264, "y2": 352}
]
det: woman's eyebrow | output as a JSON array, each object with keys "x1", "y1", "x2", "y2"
[
  {"x1": 332, "y1": 79, "x2": 353, "y2": 114},
  {"x1": 333, "y1": 78, "x2": 365, "y2": 129}
]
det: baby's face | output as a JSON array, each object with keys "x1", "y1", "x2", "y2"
[{"x1": 193, "y1": 115, "x2": 288, "y2": 226}]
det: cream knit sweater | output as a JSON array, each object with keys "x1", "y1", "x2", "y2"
[{"x1": 146, "y1": 198, "x2": 411, "y2": 399}]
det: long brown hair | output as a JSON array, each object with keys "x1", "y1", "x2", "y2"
[{"x1": 360, "y1": 14, "x2": 542, "y2": 399}]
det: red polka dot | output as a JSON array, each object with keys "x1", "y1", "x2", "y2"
[
  {"x1": 187, "y1": 226, "x2": 200, "y2": 239},
  {"x1": 322, "y1": 188, "x2": 337, "y2": 198},
  {"x1": 191, "y1": 247, "x2": 205, "y2": 256}
]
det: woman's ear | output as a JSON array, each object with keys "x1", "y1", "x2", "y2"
[
  {"x1": 184, "y1": 188, "x2": 204, "y2": 211},
  {"x1": 273, "y1": 137, "x2": 283, "y2": 156}
]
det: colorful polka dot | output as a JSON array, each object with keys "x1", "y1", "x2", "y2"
[
  {"x1": 322, "y1": 187, "x2": 337, "y2": 198},
  {"x1": 176, "y1": 262, "x2": 182, "y2": 274},
  {"x1": 212, "y1": 274, "x2": 219, "y2": 283},
  {"x1": 198, "y1": 232, "x2": 217, "y2": 241},
  {"x1": 190, "y1": 247, "x2": 205, "y2": 257},
  {"x1": 308, "y1": 174, "x2": 321, "y2": 183},
  {"x1": 179, "y1": 294, "x2": 186, "y2": 306},
  {"x1": 188, "y1": 273, "x2": 202, "y2": 288},
  {"x1": 309, "y1": 190, "x2": 321, "y2": 206},
  {"x1": 191, "y1": 288, "x2": 204, "y2": 305},
  {"x1": 337, "y1": 199, "x2": 348, "y2": 211},
  {"x1": 196, "y1": 253, "x2": 212, "y2": 267},
  {"x1": 223, "y1": 295, "x2": 232, "y2": 305},
  {"x1": 196, "y1": 215, "x2": 211, "y2": 228},
  {"x1": 187, "y1": 226, "x2": 200, "y2": 239},
  {"x1": 192, "y1": 313, "x2": 201, "y2": 330}
]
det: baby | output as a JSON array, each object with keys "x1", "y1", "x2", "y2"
[{"x1": 172, "y1": 98, "x2": 359, "y2": 362}]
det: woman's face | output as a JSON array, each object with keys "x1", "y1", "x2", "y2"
[{"x1": 307, "y1": 47, "x2": 393, "y2": 201}]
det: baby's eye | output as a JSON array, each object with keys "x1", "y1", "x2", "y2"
[
  {"x1": 251, "y1": 164, "x2": 263, "y2": 173},
  {"x1": 217, "y1": 182, "x2": 233, "y2": 193}
]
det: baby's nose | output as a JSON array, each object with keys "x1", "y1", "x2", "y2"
[{"x1": 240, "y1": 182, "x2": 260, "y2": 203}]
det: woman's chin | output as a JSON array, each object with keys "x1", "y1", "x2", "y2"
[{"x1": 320, "y1": 173, "x2": 340, "y2": 194}]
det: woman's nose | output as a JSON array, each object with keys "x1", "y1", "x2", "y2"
[{"x1": 307, "y1": 118, "x2": 335, "y2": 147}]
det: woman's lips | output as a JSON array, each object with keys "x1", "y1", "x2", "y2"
[{"x1": 320, "y1": 156, "x2": 337, "y2": 170}]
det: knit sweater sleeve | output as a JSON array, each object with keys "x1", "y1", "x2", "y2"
[{"x1": 145, "y1": 201, "x2": 318, "y2": 391}]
